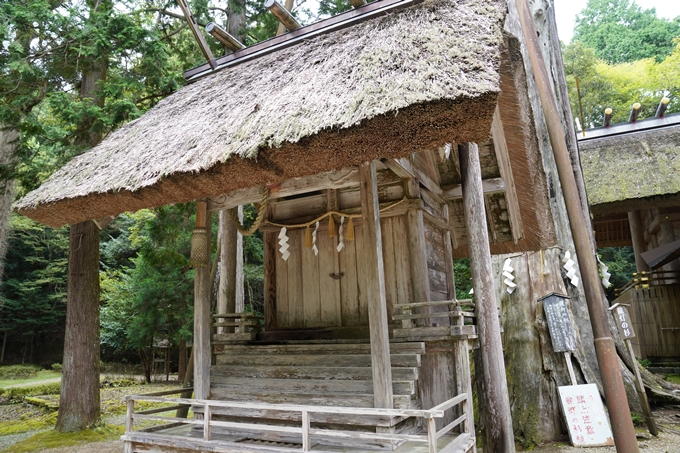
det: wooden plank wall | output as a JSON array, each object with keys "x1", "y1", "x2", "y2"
[
  {"x1": 628, "y1": 285, "x2": 680, "y2": 359},
  {"x1": 275, "y1": 216, "x2": 413, "y2": 330}
]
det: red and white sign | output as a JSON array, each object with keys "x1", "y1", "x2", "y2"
[{"x1": 558, "y1": 384, "x2": 614, "y2": 447}]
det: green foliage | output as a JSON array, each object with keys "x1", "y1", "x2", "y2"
[
  {"x1": 50, "y1": 363, "x2": 62, "y2": 372},
  {"x1": 564, "y1": 40, "x2": 680, "y2": 127},
  {"x1": 0, "y1": 215, "x2": 69, "y2": 362},
  {"x1": 0, "y1": 364, "x2": 41, "y2": 379},
  {"x1": 453, "y1": 258, "x2": 473, "y2": 301},
  {"x1": 573, "y1": 0, "x2": 680, "y2": 63},
  {"x1": 630, "y1": 412, "x2": 644, "y2": 426},
  {"x1": 638, "y1": 358, "x2": 651, "y2": 369},
  {"x1": 597, "y1": 247, "x2": 636, "y2": 298}
]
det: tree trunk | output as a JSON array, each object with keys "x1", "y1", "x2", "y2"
[
  {"x1": 226, "y1": 0, "x2": 246, "y2": 45},
  {"x1": 0, "y1": 129, "x2": 18, "y2": 286},
  {"x1": 56, "y1": 220, "x2": 101, "y2": 432}
]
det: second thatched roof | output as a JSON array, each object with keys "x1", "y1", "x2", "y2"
[
  {"x1": 579, "y1": 120, "x2": 680, "y2": 214},
  {"x1": 16, "y1": 0, "x2": 507, "y2": 227}
]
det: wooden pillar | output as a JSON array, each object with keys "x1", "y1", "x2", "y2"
[
  {"x1": 628, "y1": 210, "x2": 650, "y2": 273},
  {"x1": 264, "y1": 231, "x2": 277, "y2": 331},
  {"x1": 658, "y1": 213, "x2": 680, "y2": 274},
  {"x1": 359, "y1": 161, "x2": 394, "y2": 409},
  {"x1": 406, "y1": 209, "x2": 431, "y2": 307},
  {"x1": 194, "y1": 202, "x2": 212, "y2": 400},
  {"x1": 459, "y1": 143, "x2": 514, "y2": 453},
  {"x1": 218, "y1": 209, "x2": 242, "y2": 332}
]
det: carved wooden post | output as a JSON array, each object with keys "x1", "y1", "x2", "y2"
[
  {"x1": 460, "y1": 143, "x2": 514, "y2": 453},
  {"x1": 359, "y1": 161, "x2": 393, "y2": 409},
  {"x1": 193, "y1": 202, "x2": 212, "y2": 400}
]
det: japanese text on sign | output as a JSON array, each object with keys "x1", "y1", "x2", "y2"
[
  {"x1": 613, "y1": 305, "x2": 635, "y2": 339},
  {"x1": 541, "y1": 293, "x2": 577, "y2": 352},
  {"x1": 558, "y1": 384, "x2": 614, "y2": 447}
]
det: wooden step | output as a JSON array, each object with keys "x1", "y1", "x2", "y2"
[
  {"x1": 214, "y1": 353, "x2": 420, "y2": 368},
  {"x1": 211, "y1": 365, "x2": 418, "y2": 381},
  {"x1": 213, "y1": 342, "x2": 426, "y2": 355},
  {"x1": 209, "y1": 388, "x2": 416, "y2": 409},
  {"x1": 210, "y1": 377, "x2": 416, "y2": 396}
]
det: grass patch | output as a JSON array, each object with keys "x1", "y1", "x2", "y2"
[
  {"x1": 1, "y1": 424, "x2": 124, "y2": 452},
  {"x1": 0, "y1": 411, "x2": 57, "y2": 435},
  {"x1": 665, "y1": 374, "x2": 680, "y2": 385},
  {"x1": 0, "y1": 370, "x2": 62, "y2": 388}
]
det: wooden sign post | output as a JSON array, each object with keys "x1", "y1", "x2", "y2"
[
  {"x1": 540, "y1": 293, "x2": 578, "y2": 385},
  {"x1": 609, "y1": 303, "x2": 658, "y2": 436}
]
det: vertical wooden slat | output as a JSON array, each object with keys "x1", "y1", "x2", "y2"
[
  {"x1": 459, "y1": 143, "x2": 514, "y2": 453},
  {"x1": 287, "y1": 229, "x2": 304, "y2": 328},
  {"x1": 264, "y1": 231, "x2": 277, "y2": 331},
  {"x1": 355, "y1": 227, "x2": 370, "y2": 324},
  {"x1": 381, "y1": 218, "x2": 397, "y2": 322},
  {"x1": 318, "y1": 231, "x2": 342, "y2": 326},
  {"x1": 203, "y1": 404, "x2": 211, "y2": 440},
  {"x1": 275, "y1": 231, "x2": 289, "y2": 328},
  {"x1": 427, "y1": 416, "x2": 437, "y2": 453},
  {"x1": 340, "y1": 226, "x2": 360, "y2": 327},
  {"x1": 125, "y1": 399, "x2": 134, "y2": 433},
  {"x1": 359, "y1": 161, "x2": 394, "y2": 409},
  {"x1": 194, "y1": 203, "x2": 212, "y2": 401},
  {"x1": 302, "y1": 235, "x2": 321, "y2": 327},
  {"x1": 407, "y1": 208, "x2": 431, "y2": 325},
  {"x1": 302, "y1": 410, "x2": 311, "y2": 451}
]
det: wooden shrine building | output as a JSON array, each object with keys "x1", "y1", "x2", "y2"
[
  {"x1": 579, "y1": 112, "x2": 680, "y2": 362},
  {"x1": 14, "y1": 0, "x2": 584, "y2": 451}
]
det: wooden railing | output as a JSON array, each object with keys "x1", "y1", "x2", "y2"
[
  {"x1": 123, "y1": 391, "x2": 473, "y2": 453},
  {"x1": 616, "y1": 270, "x2": 680, "y2": 295},
  {"x1": 392, "y1": 300, "x2": 477, "y2": 340},
  {"x1": 212, "y1": 312, "x2": 264, "y2": 340}
]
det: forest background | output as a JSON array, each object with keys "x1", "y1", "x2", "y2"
[{"x1": 0, "y1": 0, "x2": 678, "y2": 374}]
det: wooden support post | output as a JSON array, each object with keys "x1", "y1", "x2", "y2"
[
  {"x1": 628, "y1": 211, "x2": 650, "y2": 273},
  {"x1": 218, "y1": 209, "x2": 242, "y2": 332},
  {"x1": 194, "y1": 202, "x2": 212, "y2": 401},
  {"x1": 125, "y1": 399, "x2": 134, "y2": 433},
  {"x1": 625, "y1": 339, "x2": 658, "y2": 436},
  {"x1": 459, "y1": 143, "x2": 514, "y2": 453},
  {"x1": 359, "y1": 161, "x2": 394, "y2": 409},
  {"x1": 427, "y1": 416, "x2": 437, "y2": 453},
  {"x1": 203, "y1": 404, "x2": 212, "y2": 440},
  {"x1": 564, "y1": 352, "x2": 577, "y2": 386},
  {"x1": 407, "y1": 208, "x2": 431, "y2": 321},
  {"x1": 302, "y1": 410, "x2": 310, "y2": 451},
  {"x1": 453, "y1": 307, "x2": 475, "y2": 451},
  {"x1": 264, "y1": 231, "x2": 277, "y2": 331}
]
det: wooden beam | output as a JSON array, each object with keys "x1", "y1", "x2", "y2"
[
  {"x1": 207, "y1": 168, "x2": 359, "y2": 211},
  {"x1": 266, "y1": 0, "x2": 301, "y2": 33},
  {"x1": 177, "y1": 0, "x2": 217, "y2": 69},
  {"x1": 359, "y1": 161, "x2": 394, "y2": 409},
  {"x1": 194, "y1": 202, "x2": 212, "y2": 400},
  {"x1": 381, "y1": 157, "x2": 443, "y2": 197},
  {"x1": 442, "y1": 177, "x2": 505, "y2": 200},
  {"x1": 459, "y1": 143, "x2": 514, "y2": 452},
  {"x1": 491, "y1": 108, "x2": 524, "y2": 244},
  {"x1": 205, "y1": 22, "x2": 245, "y2": 52}
]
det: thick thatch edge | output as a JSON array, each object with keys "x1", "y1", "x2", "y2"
[
  {"x1": 18, "y1": 94, "x2": 499, "y2": 227},
  {"x1": 451, "y1": 36, "x2": 557, "y2": 258}
]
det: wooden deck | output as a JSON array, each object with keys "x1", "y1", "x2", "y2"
[{"x1": 121, "y1": 391, "x2": 475, "y2": 453}]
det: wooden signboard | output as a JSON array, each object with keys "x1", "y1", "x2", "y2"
[
  {"x1": 612, "y1": 304, "x2": 635, "y2": 340},
  {"x1": 540, "y1": 293, "x2": 577, "y2": 352},
  {"x1": 558, "y1": 384, "x2": 614, "y2": 447}
]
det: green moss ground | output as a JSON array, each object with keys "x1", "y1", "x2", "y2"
[{"x1": 2, "y1": 424, "x2": 124, "y2": 452}]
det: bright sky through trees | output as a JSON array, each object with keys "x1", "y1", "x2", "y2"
[{"x1": 554, "y1": 0, "x2": 680, "y2": 42}]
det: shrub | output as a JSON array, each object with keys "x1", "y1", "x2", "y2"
[
  {"x1": 0, "y1": 364, "x2": 42, "y2": 379},
  {"x1": 0, "y1": 382, "x2": 61, "y2": 399},
  {"x1": 51, "y1": 363, "x2": 63, "y2": 372}
]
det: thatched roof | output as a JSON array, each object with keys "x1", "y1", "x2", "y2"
[
  {"x1": 579, "y1": 121, "x2": 680, "y2": 215},
  {"x1": 16, "y1": 0, "x2": 507, "y2": 227}
]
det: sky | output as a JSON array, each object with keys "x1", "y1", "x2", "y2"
[{"x1": 553, "y1": 0, "x2": 680, "y2": 43}]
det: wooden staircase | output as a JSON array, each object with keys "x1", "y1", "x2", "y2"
[
  {"x1": 211, "y1": 342, "x2": 423, "y2": 410},
  {"x1": 206, "y1": 342, "x2": 425, "y2": 438}
]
